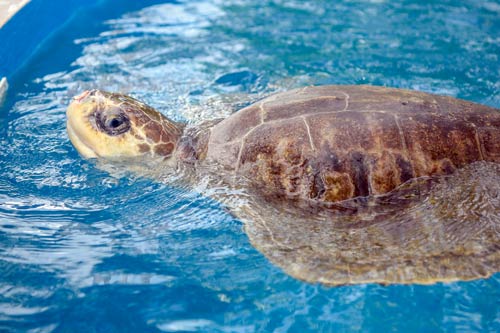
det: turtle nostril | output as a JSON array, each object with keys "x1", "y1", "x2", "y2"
[
  {"x1": 73, "y1": 91, "x2": 91, "y2": 103},
  {"x1": 73, "y1": 89, "x2": 99, "y2": 103}
]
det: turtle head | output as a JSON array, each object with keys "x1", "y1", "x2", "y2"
[{"x1": 66, "y1": 90, "x2": 183, "y2": 163}]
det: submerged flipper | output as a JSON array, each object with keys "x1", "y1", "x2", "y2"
[{"x1": 232, "y1": 162, "x2": 500, "y2": 285}]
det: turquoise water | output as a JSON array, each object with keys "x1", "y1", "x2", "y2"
[{"x1": 1, "y1": 0, "x2": 500, "y2": 332}]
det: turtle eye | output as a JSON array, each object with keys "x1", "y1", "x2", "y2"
[
  {"x1": 107, "y1": 117, "x2": 123, "y2": 129},
  {"x1": 95, "y1": 109, "x2": 131, "y2": 136}
]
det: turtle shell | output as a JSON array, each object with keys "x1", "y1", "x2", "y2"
[
  {"x1": 207, "y1": 85, "x2": 500, "y2": 202},
  {"x1": 204, "y1": 85, "x2": 500, "y2": 285}
]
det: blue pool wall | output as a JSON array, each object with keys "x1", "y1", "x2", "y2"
[{"x1": 0, "y1": 0, "x2": 101, "y2": 80}]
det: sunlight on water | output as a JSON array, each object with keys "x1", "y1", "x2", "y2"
[{"x1": 0, "y1": 0, "x2": 499, "y2": 332}]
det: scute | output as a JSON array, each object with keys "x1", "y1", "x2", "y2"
[{"x1": 263, "y1": 94, "x2": 347, "y2": 121}]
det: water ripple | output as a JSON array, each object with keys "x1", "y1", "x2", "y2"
[{"x1": 0, "y1": 0, "x2": 499, "y2": 332}]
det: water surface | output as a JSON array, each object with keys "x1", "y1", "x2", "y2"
[{"x1": 1, "y1": 0, "x2": 499, "y2": 332}]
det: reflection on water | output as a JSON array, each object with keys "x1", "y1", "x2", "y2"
[{"x1": 1, "y1": 0, "x2": 499, "y2": 332}]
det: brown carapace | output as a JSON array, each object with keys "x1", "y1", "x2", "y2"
[{"x1": 207, "y1": 85, "x2": 499, "y2": 203}]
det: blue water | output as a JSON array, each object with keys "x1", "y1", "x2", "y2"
[{"x1": 1, "y1": 0, "x2": 500, "y2": 332}]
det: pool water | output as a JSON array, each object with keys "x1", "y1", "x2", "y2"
[{"x1": 1, "y1": 0, "x2": 499, "y2": 332}]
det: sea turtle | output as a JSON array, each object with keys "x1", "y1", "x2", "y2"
[{"x1": 66, "y1": 85, "x2": 500, "y2": 285}]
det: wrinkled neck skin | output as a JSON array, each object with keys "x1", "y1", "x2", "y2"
[{"x1": 174, "y1": 119, "x2": 220, "y2": 166}]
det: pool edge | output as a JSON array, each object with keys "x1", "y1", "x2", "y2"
[
  {"x1": 0, "y1": 0, "x2": 30, "y2": 28},
  {"x1": 0, "y1": 0, "x2": 102, "y2": 81}
]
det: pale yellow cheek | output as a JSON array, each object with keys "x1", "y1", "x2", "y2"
[
  {"x1": 92, "y1": 132, "x2": 142, "y2": 158},
  {"x1": 67, "y1": 121, "x2": 98, "y2": 158},
  {"x1": 68, "y1": 116, "x2": 142, "y2": 158}
]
